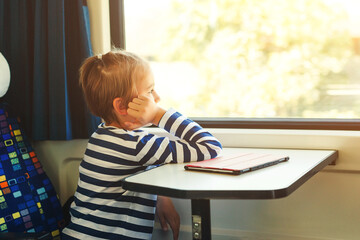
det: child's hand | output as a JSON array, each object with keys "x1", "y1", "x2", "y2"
[
  {"x1": 156, "y1": 196, "x2": 180, "y2": 240},
  {"x1": 125, "y1": 94, "x2": 165, "y2": 130}
]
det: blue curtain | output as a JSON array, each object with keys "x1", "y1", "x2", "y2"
[{"x1": 0, "y1": 0, "x2": 101, "y2": 140}]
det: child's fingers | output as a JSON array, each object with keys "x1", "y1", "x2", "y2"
[
  {"x1": 131, "y1": 97, "x2": 144, "y2": 105},
  {"x1": 128, "y1": 96, "x2": 149, "y2": 111},
  {"x1": 127, "y1": 107, "x2": 140, "y2": 117},
  {"x1": 137, "y1": 94, "x2": 151, "y2": 101},
  {"x1": 131, "y1": 94, "x2": 151, "y2": 105},
  {"x1": 158, "y1": 213, "x2": 169, "y2": 231},
  {"x1": 128, "y1": 101, "x2": 141, "y2": 111},
  {"x1": 167, "y1": 214, "x2": 180, "y2": 240}
]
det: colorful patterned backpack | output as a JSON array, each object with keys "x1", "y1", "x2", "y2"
[{"x1": 0, "y1": 103, "x2": 65, "y2": 239}]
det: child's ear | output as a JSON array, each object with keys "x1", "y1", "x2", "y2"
[{"x1": 112, "y1": 98, "x2": 127, "y2": 115}]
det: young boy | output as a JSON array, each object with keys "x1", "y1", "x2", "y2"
[{"x1": 61, "y1": 49, "x2": 222, "y2": 240}]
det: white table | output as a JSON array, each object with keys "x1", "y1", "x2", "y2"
[{"x1": 122, "y1": 148, "x2": 338, "y2": 240}]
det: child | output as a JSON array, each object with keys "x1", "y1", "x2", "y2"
[{"x1": 61, "y1": 49, "x2": 222, "y2": 240}]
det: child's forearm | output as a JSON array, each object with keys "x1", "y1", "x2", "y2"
[
  {"x1": 158, "y1": 108, "x2": 223, "y2": 160},
  {"x1": 134, "y1": 108, "x2": 222, "y2": 166},
  {"x1": 152, "y1": 107, "x2": 166, "y2": 126}
]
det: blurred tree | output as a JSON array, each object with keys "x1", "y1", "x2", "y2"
[{"x1": 156, "y1": 0, "x2": 352, "y2": 118}]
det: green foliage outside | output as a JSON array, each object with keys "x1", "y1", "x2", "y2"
[{"x1": 154, "y1": 0, "x2": 354, "y2": 118}]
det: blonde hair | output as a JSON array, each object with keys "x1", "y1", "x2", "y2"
[{"x1": 79, "y1": 49, "x2": 150, "y2": 124}]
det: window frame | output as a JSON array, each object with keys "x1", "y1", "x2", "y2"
[{"x1": 110, "y1": 0, "x2": 360, "y2": 131}]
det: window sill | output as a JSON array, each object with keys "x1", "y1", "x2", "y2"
[{"x1": 193, "y1": 118, "x2": 360, "y2": 131}]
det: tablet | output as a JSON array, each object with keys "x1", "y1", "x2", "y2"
[{"x1": 184, "y1": 152, "x2": 289, "y2": 175}]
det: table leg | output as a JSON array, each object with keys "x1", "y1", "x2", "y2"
[{"x1": 191, "y1": 199, "x2": 211, "y2": 240}]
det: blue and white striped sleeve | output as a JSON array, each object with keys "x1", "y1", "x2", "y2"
[{"x1": 135, "y1": 108, "x2": 222, "y2": 165}]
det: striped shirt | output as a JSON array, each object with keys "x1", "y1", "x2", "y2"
[{"x1": 62, "y1": 108, "x2": 222, "y2": 239}]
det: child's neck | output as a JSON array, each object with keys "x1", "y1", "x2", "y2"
[{"x1": 107, "y1": 121, "x2": 127, "y2": 130}]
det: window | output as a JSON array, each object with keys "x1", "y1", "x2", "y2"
[{"x1": 118, "y1": 0, "x2": 360, "y2": 130}]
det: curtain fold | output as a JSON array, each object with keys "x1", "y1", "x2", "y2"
[{"x1": 0, "y1": 0, "x2": 101, "y2": 140}]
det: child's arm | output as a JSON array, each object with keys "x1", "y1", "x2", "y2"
[
  {"x1": 156, "y1": 196, "x2": 180, "y2": 240},
  {"x1": 127, "y1": 96, "x2": 222, "y2": 165},
  {"x1": 154, "y1": 108, "x2": 223, "y2": 163}
]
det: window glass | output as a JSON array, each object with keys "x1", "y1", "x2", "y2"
[{"x1": 124, "y1": 0, "x2": 360, "y2": 119}]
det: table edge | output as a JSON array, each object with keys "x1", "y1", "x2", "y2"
[{"x1": 122, "y1": 149, "x2": 338, "y2": 199}]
